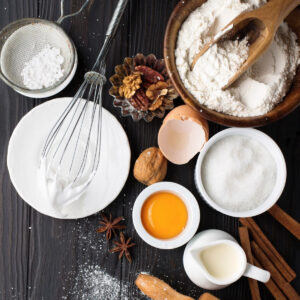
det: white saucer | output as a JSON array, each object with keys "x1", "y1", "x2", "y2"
[
  {"x1": 7, "y1": 98, "x2": 131, "y2": 219},
  {"x1": 133, "y1": 182, "x2": 200, "y2": 249}
]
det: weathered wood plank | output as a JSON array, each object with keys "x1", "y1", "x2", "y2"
[
  {"x1": 0, "y1": 1, "x2": 39, "y2": 299},
  {"x1": 0, "y1": 0, "x2": 299, "y2": 299}
]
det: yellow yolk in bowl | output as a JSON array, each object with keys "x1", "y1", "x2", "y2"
[{"x1": 141, "y1": 192, "x2": 188, "y2": 239}]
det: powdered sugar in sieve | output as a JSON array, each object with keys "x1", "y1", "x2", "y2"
[{"x1": 0, "y1": 22, "x2": 74, "y2": 89}]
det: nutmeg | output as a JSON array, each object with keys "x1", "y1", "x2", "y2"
[{"x1": 134, "y1": 147, "x2": 167, "y2": 186}]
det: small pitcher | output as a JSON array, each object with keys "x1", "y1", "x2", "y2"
[{"x1": 183, "y1": 229, "x2": 270, "y2": 290}]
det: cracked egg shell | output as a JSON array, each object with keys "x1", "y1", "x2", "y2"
[{"x1": 158, "y1": 105, "x2": 209, "y2": 165}]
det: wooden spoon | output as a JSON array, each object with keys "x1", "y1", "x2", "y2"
[{"x1": 191, "y1": 0, "x2": 300, "y2": 90}]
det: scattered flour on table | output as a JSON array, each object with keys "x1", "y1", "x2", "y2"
[
  {"x1": 175, "y1": 0, "x2": 300, "y2": 117},
  {"x1": 61, "y1": 217, "x2": 145, "y2": 300},
  {"x1": 21, "y1": 44, "x2": 64, "y2": 89},
  {"x1": 67, "y1": 264, "x2": 130, "y2": 300}
]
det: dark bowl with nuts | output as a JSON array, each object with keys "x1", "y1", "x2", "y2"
[{"x1": 109, "y1": 53, "x2": 178, "y2": 122}]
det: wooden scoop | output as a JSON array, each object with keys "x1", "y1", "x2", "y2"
[{"x1": 191, "y1": 0, "x2": 300, "y2": 90}]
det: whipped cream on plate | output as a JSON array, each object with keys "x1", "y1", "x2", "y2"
[{"x1": 7, "y1": 98, "x2": 131, "y2": 219}]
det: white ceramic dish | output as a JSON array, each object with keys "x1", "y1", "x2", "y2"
[
  {"x1": 7, "y1": 98, "x2": 131, "y2": 219},
  {"x1": 195, "y1": 128, "x2": 286, "y2": 217},
  {"x1": 132, "y1": 182, "x2": 200, "y2": 249}
]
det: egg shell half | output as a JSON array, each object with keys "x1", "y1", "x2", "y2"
[{"x1": 158, "y1": 105, "x2": 209, "y2": 165}]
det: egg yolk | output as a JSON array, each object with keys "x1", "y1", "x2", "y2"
[{"x1": 141, "y1": 192, "x2": 188, "y2": 239}]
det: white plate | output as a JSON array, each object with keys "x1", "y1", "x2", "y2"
[{"x1": 7, "y1": 98, "x2": 131, "y2": 219}]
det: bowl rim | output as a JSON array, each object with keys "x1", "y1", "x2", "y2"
[
  {"x1": 132, "y1": 181, "x2": 200, "y2": 249},
  {"x1": 163, "y1": 0, "x2": 300, "y2": 127},
  {"x1": 194, "y1": 128, "x2": 287, "y2": 217}
]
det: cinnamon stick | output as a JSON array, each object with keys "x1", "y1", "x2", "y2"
[
  {"x1": 253, "y1": 256, "x2": 287, "y2": 300},
  {"x1": 268, "y1": 205, "x2": 300, "y2": 240},
  {"x1": 239, "y1": 227, "x2": 261, "y2": 300},
  {"x1": 239, "y1": 218, "x2": 296, "y2": 282},
  {"x1": 251, "y1": 241, "x2": 299, "y2": 299}
]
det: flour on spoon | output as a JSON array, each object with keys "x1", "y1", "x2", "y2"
[{"x1": 175, "y1": 0, "x2": 299, "y2": 117}]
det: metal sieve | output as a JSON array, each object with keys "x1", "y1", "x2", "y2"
[{"x1": 0, "y1": 0, "x2": 90, "y2": 98}]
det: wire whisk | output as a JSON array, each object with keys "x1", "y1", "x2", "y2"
[{"x1": 40, "y1": 0, "x2": 128, "y2": 210}]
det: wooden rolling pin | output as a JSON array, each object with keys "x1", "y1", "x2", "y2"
[{"x1": 135, "y1": 274, "x2": 219, "y2": 300}]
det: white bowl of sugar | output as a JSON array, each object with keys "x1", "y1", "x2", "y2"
[{"x1": 195, "y1": 128, "x2": 286, "y2": 217}]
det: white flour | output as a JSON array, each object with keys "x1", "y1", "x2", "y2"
[
  {"x1": 175, "y1": 0, "x2": 300, "y2": 117},
  {"x1": 194, "y1": 38, "x2": 249, "y2": 88},
  {"x1": 21, "y1": 44, "x2": 64, "y2": 89}
]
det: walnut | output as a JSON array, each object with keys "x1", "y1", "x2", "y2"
[
  {"x1": 134, "y1": 147, "x2": 167, "y2": 186},
  {"x1": 146, "y1": 81, "x2": 168, "y2": 101},
  {"x1": 146, "y1": 81, "x2": 168, "y2": 111},
  {"x1": 119, "y1": 72, "x2": 142, "y2": 99},
  {"x1": 148, "y1": 97, "x2": 163, "y2": 111}
]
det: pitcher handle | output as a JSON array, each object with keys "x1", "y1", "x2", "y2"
[{"x1": 244, "y1": 263, "x2": 270, "y2": 283}]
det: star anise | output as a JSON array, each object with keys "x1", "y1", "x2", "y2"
[
  {"x1": 97, "y1": 213, "x2": 126, "y2": 240},
  {"x1": 110, "y1": 232, "x2": 135, "y2": 263}
]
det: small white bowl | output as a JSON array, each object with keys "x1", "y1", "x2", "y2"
[
  {"x1": 133, "y1": 182, "x2": 200, "y2": 249},
  {"x1": 195, "y1": 128, "x2": 286, "y2": 218}
]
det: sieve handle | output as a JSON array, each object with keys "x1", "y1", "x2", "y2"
[
  {"x1": 56, "y1": 0, "x2": 90, "y2": 24},
  {"x1": 92, "y1": 0, "x2": 129, "y2": 71}
]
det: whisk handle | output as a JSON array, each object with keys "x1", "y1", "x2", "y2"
[
  {"x1": 106, "y1": 0, "x2": 129, "y2": 37},
  {"x1": 92, "y1": 0, "x2": 129, "y2": 70}
]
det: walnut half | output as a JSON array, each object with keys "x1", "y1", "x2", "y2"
[{"x1": 119, "y1": 72, "x2": 142, "y2": 99}]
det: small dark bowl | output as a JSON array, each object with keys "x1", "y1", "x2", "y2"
[{"x1": 164, "y1": 0, "x2": 300, "y2": 127}]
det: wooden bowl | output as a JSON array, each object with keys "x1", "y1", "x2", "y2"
[{"x1": 164, "y1": 0, "x2": 300, "y2": 127}]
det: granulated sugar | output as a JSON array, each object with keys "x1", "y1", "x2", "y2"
[
  {"x1": 175, "y1": 0, "x2": 299, "y2": 117},
  {"x1": 201, "y1": 135, "x2": 277, "y2": 211}
]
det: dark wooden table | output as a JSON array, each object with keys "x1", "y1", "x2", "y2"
[{"x1": 0, "y1": 1, "x2": 299, "y2": 299}]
